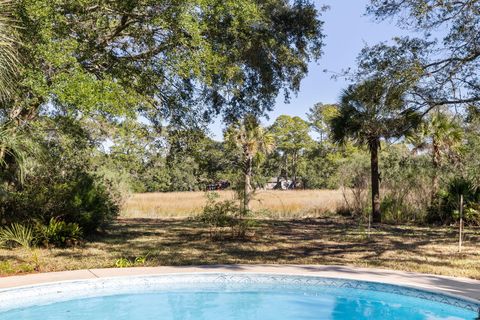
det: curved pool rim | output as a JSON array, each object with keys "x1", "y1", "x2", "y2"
[{"x1": 1, "y1": 266, "x2": 480, "y2": 315}]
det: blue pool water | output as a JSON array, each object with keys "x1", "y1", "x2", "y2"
[{"x1": 0, "y1": 276, "x2": 478, "y2": 320}]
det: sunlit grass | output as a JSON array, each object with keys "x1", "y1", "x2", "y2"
[{"x1": 121, "y1": 189, "x2": 345, "y2": 218}]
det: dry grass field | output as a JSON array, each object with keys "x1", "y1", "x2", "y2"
[{"x1": 121, "y1": 190, "x2": 345, "y2": 218}]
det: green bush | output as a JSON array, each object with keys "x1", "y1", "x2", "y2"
[
  {"x1": 2, "y1": 171, "x2": 119, "y2": 235},
  {"x1": 0, "y1": 219, "x2": 82, "y2": 249},
  {"x1": 35, "y1": 218, "x2": 83, "y2": 247},
  {"x1": 427, "y1": 177, "x2": 480, "y2": 226},
  {"x1": 198, "y1": 192, "x2": 254, "y2": 238},
  {"x1": 0, "y1": 223, "x2": 35, "y2": 249}
]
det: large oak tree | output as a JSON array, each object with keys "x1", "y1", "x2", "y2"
[
  {"x1": 362, "y1": 0, "x2": 480, "y2": 112},
  {"x1": 5, "y1": 0, "x2": 325, "y2": 129}
]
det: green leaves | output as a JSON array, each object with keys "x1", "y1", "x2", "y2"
[
  {"x1": 366, "y1": 0, "x2": 480, "y2": 109},
  {"x1": 0, "y1": 0, "x2": 19, "y2": 102},
  {"x1": 270, "y1": 115, "x2": 313, "y2": 154},
  {"x1": 11, "y1": 0, "x2": 324, "y2": 126},
  {"x1": 0, "y1": 223, "x2": 35, "y2": 249},
  {"x1": 225, "y1": 114, "x2": 274, "y2": 162},
  {"x1": 0, "y1": 122, "x2": 39, "y2": 184},
  {"x1": 330, "y1": 78, "x2": 419, "y2": 146}
]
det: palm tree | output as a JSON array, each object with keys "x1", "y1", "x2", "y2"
[
  {"x1": 0, "y1": 0, "x2": 19, "y2": 102},
  {"x1": 0, "y1": 2, "x2": 35, "y2": 187},
  {"x1": 0, "y1": 123, "x2": 35, "y2": 185},
  {"x1": 330, "y1": 78, "x2": 420, "y2": 223},
  {"x1": 225, "y1": 114, "x2": 275, "y2": 213},
  {"x1": 408, "y1": 110, "x2": 463, "y2": 200}
]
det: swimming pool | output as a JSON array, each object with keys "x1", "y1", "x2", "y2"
[{"x1": 0, "y1": 273, "x2": 479, "y2": 320}]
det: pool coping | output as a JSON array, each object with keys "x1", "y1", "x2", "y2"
[{"x1": 1, "y1": 265, "x2": 479, "y2": 304}]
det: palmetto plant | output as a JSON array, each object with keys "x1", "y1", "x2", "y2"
[
  {"x1": 225, "y1": 114, "x2": 275, "y2": 213},
  {"x1": 408, "y1": 111, "x2": 463, "y2": 199},
  {"x1": 0, "y1": 222, "x2": 41, "y2": 271},
  {"x1": 0, "y1": 123, "x2": 37, "y2": 184},
  {"x1": 0, "y1": 0, "x2": 19, "y2": 102},
  {"x1": 0, "y1": 222, "x2": 34, "y2": 249}
]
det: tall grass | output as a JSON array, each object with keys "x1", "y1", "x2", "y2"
[{"x1": 121, "y1": 190, "x2": 344, "y2": 219}]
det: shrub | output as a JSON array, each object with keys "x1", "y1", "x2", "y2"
[
  {"x1": 335, "y1": 153, "x2": 370, "y2": 218},
  {"x1": 0, "y1": 223, "x2": 41, "y2": 271},
  {"x1": 2, "y1": 171, "x2": 119, "y2": 235},
  {"x1": 427, "y1": 177, "x2": 480, "y2": 226},
  {"x1": 35, "y1": 218, "x2": 83, "y2": 247},
  {"x1": 198, "y1": 192, "x2": 255, "y2": 238},
  {"x1": 0, "y1": 223, "x2": 35, "y2": 249},
  {"x1": 115, "y1": 257, "x2": 133, "y2": 268}
]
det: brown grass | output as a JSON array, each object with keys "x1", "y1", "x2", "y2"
[
  {"x1": 121, "y1": 190, "x2": 345, "y2": 218},
  {"x1": 1, "y1": 217, "x2": 479, "y2": 279},
  {"x1": 1, "y1": 190, "x2": 478, "y2": 279}
]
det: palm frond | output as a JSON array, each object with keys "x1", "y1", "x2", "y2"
[
  {"x1": 0, "y1": 223, "x2": 35, "y2": 249},
  {"x1": 0, "y1": 0, "x2": 19, "y2": 102},
  {"x1": 225, "y1": 114, "x2": 274, "y2": 160},
  {"x1": 0, "y1": 122, "x2": 39, "y2": 183}
]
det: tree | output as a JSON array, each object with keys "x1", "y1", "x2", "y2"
[
  {"x1": 330, "y1": 78, "x2": 420, "y2": 223},
  {"x1": 307, "y1": 103, "x2": 339, "y2": 142},
  {"x1": 408, "y1": 110, "x2": 463, "y2": 200},
  {"x1": 269, "y1": 115, "x2": 313, "y2": 187},
  {"x1": 6, "y1": 0, "x2": 325, "y2": 129},
  {"x1": 0, "y1": 123, "x2": 36, "y2": 186},
  {"x1": 225, "y1": 115, "x2": 274, "y2": 212},
  {"x1": 363, "y1": 0, "x2": 480, "y2": 111},
  {"x1": 0, "y1": 0, "x2": 325, "y2": 203},
  {"x1": 0, "y1": 1, "x2": 31, "y2": 188},
  {"x1": 0, "y1": 0, "x2": 18, "y2": 102}
]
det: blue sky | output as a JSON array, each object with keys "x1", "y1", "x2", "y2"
[{"x1": 209, "y1": 0, "x2": 407, "y2": 139}]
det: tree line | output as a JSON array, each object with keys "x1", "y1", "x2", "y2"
[{"x1": 1, "y1": 0, "x2": 480, "y2": 247}]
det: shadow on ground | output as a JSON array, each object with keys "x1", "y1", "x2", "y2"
[{"x1": 1, "y1": 217, "x2": 479, "y2": 279}]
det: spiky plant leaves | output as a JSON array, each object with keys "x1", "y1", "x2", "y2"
[
  {"x1": 0, "y1": 223, "x2": 34, "y2": 249},
  {"x1": 0, "y1": 0, "x2": 19, "y2": 102}
]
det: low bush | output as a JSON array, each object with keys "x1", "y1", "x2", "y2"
[
  {"x1": 427, "y1": 177, "x2": 480, "y2": 226},
  {"x1": 0, "y1": 223, "x2": 41, "y2": 271},
  {"x1": 2, "y1": 171, "x2": 120, "y2": 235},
  {"x1": 198, "y1": 192, "x2": 256, "y2": 239},
  {"x1": 114, "y1": 253, "x2": 150, "y2": 268},
  {"x1": 35, "y1": 218, "x2": 83, "y2": 247},
  {"x1": 0, "y1": 223, "x2": 35, "y2": 249}
]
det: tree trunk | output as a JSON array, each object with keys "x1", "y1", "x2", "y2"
[
  {"x1": 243, "y1": 156, "x2": 253, "y2": 213},
  {"x1": 370, "y1": 138, "x2": 381, "y2": 223},
  {"x1": 431, "y1": 136, "x2": 440, "y2": 201},
  {"x1": 292, "y1": 152, "x2": 297, "y2": 189},
  {"x1": 0, "y1": 145, "x2": 5, "y2": 165}
]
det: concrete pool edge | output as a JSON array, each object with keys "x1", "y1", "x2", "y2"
[{"x1": 1, "y1": 265, "x2": 479, "y2": 304}]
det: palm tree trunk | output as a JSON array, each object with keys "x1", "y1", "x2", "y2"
[
  {"x1": 292, "y1": 152, "x2": 297, "y2": 189},
  {"x1": 243, "y1": 156, "x2": 253, "y2": 213},
  {"x1": 370, "y1": 138, "x2": 381, "y2": 223},
  {"x1": 431, "y1": 137, "x2": 440, "y2": 201},
  {"x1": 0, "y1": 145, "x2": 5, "y2": 163}
]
